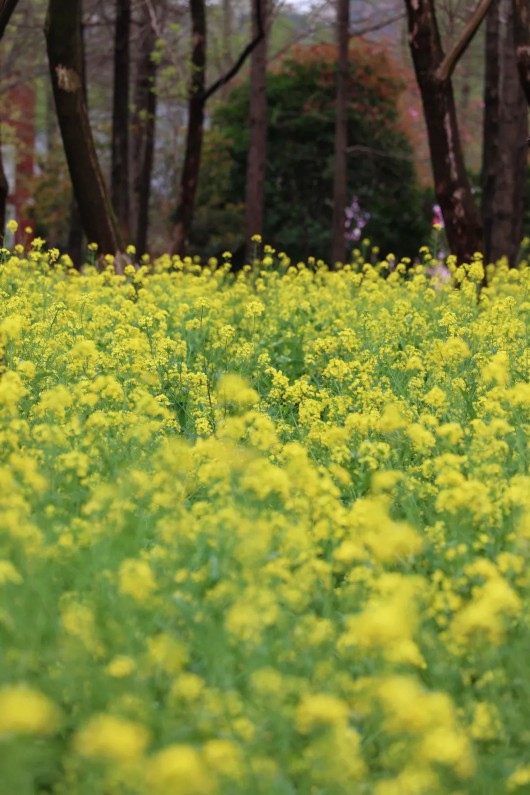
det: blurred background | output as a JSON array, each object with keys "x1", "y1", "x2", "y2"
[{"x1": 0, "y1": 0, "x2": 527, "y2": 265}]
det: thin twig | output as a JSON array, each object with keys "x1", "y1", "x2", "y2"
[
  {"x1": 203, "y1": 0, "x2": 264, "y2": 101},
  {"x1": 346, "y1": 143, "x2": 419, "y2": 162},
  {"x1": 350, "y1": 10, "x2": 405, "y2": 38}
]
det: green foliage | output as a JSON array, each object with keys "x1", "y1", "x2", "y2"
[
  {"x1": 191, "y1": 130, "x2": 245, "y2": 257},
  {"x1": 193, "y1": 43, "x2": 430, "y2": 262},
  {"x1": 27, "y1": 140, "x2": 72, "y2": 248},
  {"x1": 1, "y1": 249, "x2": 530, "y2": 793}
]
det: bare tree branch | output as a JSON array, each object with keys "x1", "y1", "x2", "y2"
[
  {"x1": 0, "y1": 65, "x2": 49, "y2": 96},
  {"x1": 268, "y1": 8, "x2": 405, "y2": 68},
  {"x1": 435, "y1": 0, "x2": 495, "y2": 82},
  {"x1": 144, "y1": 0, "x2": 163, "y2": 38},
  {"x1": 350, "y1": 10, "x2": 405, "y2": 38},
  {"x1": 268, "y1": 1, "x2": 329, "y2": 65},
  {"x1": 203, "y1": 0, "x2": 263, "y2": 101},
  {"x1": 347, "y1": 143, "x2": 418, "y2": 161}
]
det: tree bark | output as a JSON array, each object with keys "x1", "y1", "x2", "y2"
[
  {"x1": 220, "y1": 0, "x2": 233, "y2": 100},
  {"x1": 131, "y1": 0, "x2": 157, "y2": 256},
  {"x1": 245, "y1": 0, "x2": 268, "y2": 258},
  {"x1": 171, "y1": 0, "x2": 265, "y2": 256},
  {"x1": 67, "y1": 17, "x2": 87, "y2": 266},
  {"x1": 67, "y1": 198, "x2": 84, "y2": 264},
  {"x1": 171, "y1": 0, "x2": 206, "y2": 257},
  {"x1": 0, "y1": 0, "x2": 21, "y2": 238},
  {"x1": 0, "y1": 0, "x2": 20, "y2": 40},
  {"x1": 514, "y1": 0, "x2": 530, "y2": 105},
  {"x1": 404, "y1": 0, "x2": 483, "y2": 263},
  {"x1": 331, "y1": 0, "x2": 349, "y2": 266},
  {"x1": 482, "y1": 0, "x2": 528, "y2": 266},
  {"x1": 45, "y1": 0, "x2": 123, "y2": 254},
  {"x1": 0, "y1": 124, "x2": 8, "y2": 239},
  {"x1": 111, "y1": 0, "x2": 131, "y2": 242}
]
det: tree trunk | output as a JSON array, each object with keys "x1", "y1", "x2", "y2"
[
  {"x1": 220, "y1": 0, "x2": 233, "y2": 101},
  {"x1": 67, "y1": 17, "x2": 87, "y2": 266},
  {"x1": 45, "y1": 0, "x2": 123, "y2": 254},
  {"x1": 0, "y1": 0, "x2": 21, "y2": 237},
  {"x1": 111, "y1": 0, "x2": 131, "y2": 242},
  {"x1": 331, "y1": 0, "x2": 349, "y2": 266},
  {"x1": 131, "y1": 0, "x2": 157, "y2": 256},
  {"x1": 514, "y1": 0, "x2": 530, "y2": 105},
  {"x1": 170, "y1": 0, "x2": 265, "y2": 257},
  {"x1": 404, "y1": 0, "x2": 483, "y2": 262},
  {"x1": 67, "y1": 199, "x2": 84, "y2": 265},
  {"x1": 0, "y1": 92, "x2": 7, "y2": 239},
  {"x1": 244, "y1": 0, "x2": 268, "y2": 258},
  {"x1": 0, "y1": 0, "x2": 21, "y2": 40},
  {"x1": 0, "y1": 125, "x2": 8, "y2": 239},
  {"x1": 171, "y1": 0, "x2": 206, "y2": 257},
  {"x1": 482, "y1": 0, "x2": 528, "y2": 266}
]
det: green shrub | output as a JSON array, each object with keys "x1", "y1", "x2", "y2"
[{"x1": 193, "y1": 42, "x2": 430, "y2": 263}]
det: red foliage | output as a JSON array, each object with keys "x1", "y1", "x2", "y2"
[{"x1": 276, "y1": 41, "x2": 412, "y2": 135}]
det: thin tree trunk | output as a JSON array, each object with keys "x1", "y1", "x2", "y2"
[
  {"x1": 171, "y1": 0, "x2": 206, "y2": 257},
  {"x1": 0, "y1": 124, "x2": 8, "y2": 238},
  {"x1": 514, "y1": 0, "x2": 530, "y2": 105},
  {"x1": 0, "y1": 99, "x2": 7, "y2": 240},
  {"x1": 132, "y1": 0, "x2": 157, "y2": 256},
  {"x1": 111, "y1": 0, "x2": 131, "y2": 242},
  {"x1": 482, "y1": 0, "x2": 528, "y2": 266},
  {"x1": 0, "y1": 0, "x2": 21, "y2": 236},
  {"x1": 220, "y1": 0, "x2": 233, "y2": 100},
  {"x1": 67, "y1": 17, "x2": 87, "y2": 266},
  {"x1": 404, "y1": 0, "x2": 483, "y2": 262},
  {"x1": 67, "y1": 199, "x2": 83, "y2": 264},
  {"x1": 171, "y1": 0, "x2": 265, "y2": 257},
  {"x1": 244, "y1": 0, "x2": 268, "y2": 258},
  {"x1": 45, "y1": 0, "x2": 123, "y2": 254},
  {"x1": 331, "y1": 0, "x2": 349, "y2": 266}
]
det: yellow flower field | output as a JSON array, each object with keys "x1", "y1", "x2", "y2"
[{"x1": 1, "y1": 244, "x2": 530, "y2": 794}]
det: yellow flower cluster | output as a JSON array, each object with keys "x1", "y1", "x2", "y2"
[{"x1": 1, "y1": 247, "x2": 530, "y2": 793}]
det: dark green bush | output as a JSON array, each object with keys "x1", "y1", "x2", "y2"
[{"x1": 192, "y1": 42, "x2": 430, "y2": 264}]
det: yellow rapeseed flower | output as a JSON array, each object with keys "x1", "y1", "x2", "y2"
[
  {"x1": 146, "y1": 744, "x2": 214, "y2": 794},
  {"x1": 296, "y1": 693, "x2": 349, "y2": 733},
  {"x1": 0, "y1": 684, "x2": 60, "y2": 736},
  {"x1": 74, "y1": 714, "x2": 150, "y2": 762}
]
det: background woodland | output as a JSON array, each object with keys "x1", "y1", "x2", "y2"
[{"x1": 0, "y1": 0, "x2": 529, "y2": 267}]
